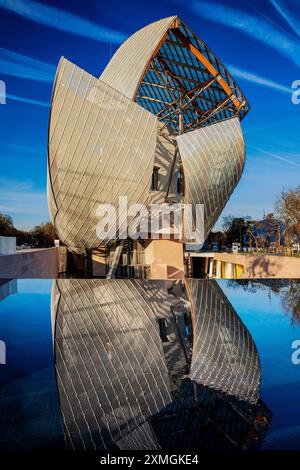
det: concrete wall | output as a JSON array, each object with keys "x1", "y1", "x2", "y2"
[
  {"x1": 212, "y1": 252, "x2": 300, "y2": 278},
  {"x1": 0, "y1": 247, "x2": 64, "y2": 278},
  {"x1": 144, "y1": 239, "x2": 184, "y2": 279}
]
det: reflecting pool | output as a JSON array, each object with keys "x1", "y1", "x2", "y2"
[{"x1": 0, "y1": 278, "x2": 299, "y2": 450}]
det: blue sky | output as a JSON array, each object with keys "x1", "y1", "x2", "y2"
[{"x1": 0, "y1": 0, "x2": 299, "y2": 230}]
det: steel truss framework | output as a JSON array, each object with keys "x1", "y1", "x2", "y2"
[{"x1": 135, "y1": 18, "x2": 249, "y2": 134}]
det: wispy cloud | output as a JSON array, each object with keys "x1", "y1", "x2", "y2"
[
  {"x1": 0, "y1": 48, "x2": 55, "y2": 82},
  {"x1": 227, "y1": 64, "x2": 292, "y2": 94},
  {"x1": 191, "y1": 1, "x2": 300, "y2": 67},
  {"x1": 245, "y1": 116, "x2": 300, "y2": 134},
  {"x1": 249, "y1": 145, "x2": 300, "y2": 168},
  {"x1": 0, "y1": 178, "x2": 48, "y2": 218},
  {"x1": 6, "y1": 93, "x2": 49, "y2": 107},
  {"x1": 0, "y1": 0, "x2": 126, "y2": 44},
  {"x1": 0, "y1": 48, "x2": 55, "y2": 73},
  {"x1": 0, "y1": 142, "x2": 43, "y2": 154},
  {"x1": 268, "y1": 0, "x2": 300, "y2": 37},
  {"x1": 0, "y1": 49, "x2": 52, "y2": 106}
]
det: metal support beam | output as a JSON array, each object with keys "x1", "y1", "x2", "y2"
[
  {"x1": 185, "y1": 97, "x2": 232, "y2": 130},
  {"x1": 157, "y1": 77, "x2": 215, "y2": 118},
  {"x1": 85, "y1": 249, "x2": 93, "y2": 278},
  {"x1": 171, "y1": 28, "x2": 241, "y2": 109},
  {"x1": 132, "y1": 18, "x2": 178, "y2": 101},
  {"x1": 137, "y1": 95, "x2": 172, "y2": 106},
  {"x1": 148, "y1": 66, "x2": 200, "y2": 86},
  {"x1": 106, "y1": 241, "x2": 124, "y2": 279}
]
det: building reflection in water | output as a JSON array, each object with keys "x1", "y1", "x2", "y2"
[
  {"x1": 52, "y1": 279, "x2": 271, "y2": 450},
  {"x1": 0, "y1": 279, "x2": 17, "y2": 302}
]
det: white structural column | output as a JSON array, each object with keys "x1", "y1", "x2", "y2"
[
  {"x1": 226, "y1": 262, "x2": 232, "y2": 279},
  {"x1": 208, "y1": 258, "x2": 214, "y2": 278},
  {"x1": 48, "y1": 58, "x2": 158, "y2": 253},
  {"x1": 216, "y1": 260, "x2": 222, "y2": 278},
  {"x1": 176, "y1": 118, "x2": 245, "y2": 243}
]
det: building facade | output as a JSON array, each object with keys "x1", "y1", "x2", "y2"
[
  {"x1": 52, "y1": 279, "x2": 269, "y2": 450},
  {"x1": 47, "y1": 16, "x2": 249, "y2": 279}
]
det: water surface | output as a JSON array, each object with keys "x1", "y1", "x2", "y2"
[{"x1": 0, "y1": 278, "x2": 299, "y2": 450}]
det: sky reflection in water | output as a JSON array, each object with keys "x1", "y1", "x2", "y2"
[{"x1": 0, "y1": 278, "x2": 299, "y2": 450}]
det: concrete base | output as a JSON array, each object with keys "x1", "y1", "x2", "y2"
[
  {"x1": 0, "y1": 247, "x2": 66, "y2": 278},
  {"x1": 144, "y1": 239, "x2": 184, "y2": 280}
]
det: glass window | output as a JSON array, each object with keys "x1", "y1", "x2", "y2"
[
  {"x1": 177, "y1": 167, "x2": 184, "y2": 196},
  {"x1": 151, "y1": 167, "x2": 159, "y2": 191},
  {"x1": 157, "y1": 318, "x2": 168, "y2": 342}
]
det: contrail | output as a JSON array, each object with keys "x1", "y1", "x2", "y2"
[
  {"x1": 0, "y1": 0, "x2": 126, "y2": 44},
  {"x1": 268, "y1": 0, "x2": 300, "y2": 38},
  {"x1": 0, "y1": 48, "x2": 55, "y2": 72},
  {"x1": 0, "y1": 142, "x2": 43, "y2": 153},
  {"x1": 7, "y1": 93, "x2": 49, "y2": 107},
  {"x1": 0, "y1": 59, "x2": 54, "y2": 82},
  {"x1": 249, "y1": 145, "x2": 300, "y2": 168},
  {"x1": 245, "y1": 116, "x2": 300, "y2": 134},
  {"x1": 227, "y1": 65, "x2": 292, "y2": 94},
  {"x1": 191, "y1": 1, "x2": 300, "y2": 67},
  {"x1": 0, "y1": 48, "x2": 55, "y2": 82}
]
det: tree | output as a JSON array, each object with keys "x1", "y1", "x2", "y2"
[
  {"x1": 222, "y1": 215, "x2": 251, "y2": 246},
  {"x1": 276, "y1": 186, "x2": 300, "y2": 244},
  {"x1": 31, "y1": 222, "x2": 56, "y2": 247},
  {"x1": 281, "y1": 280, "x2": 300, "y2": 326},
  {"x1": 246, "y1": 220, "x2": 260, "y2": 249},
  {"x1": 208, "y1": 230, "x2": 227, "y2": 246},
  {"x1": 245, "y1": 214, "x2": 283, "y2": 250},
  {"x1": 0, "y1": 212, "x2": 15, "y2": 236},
  {"x1": 0, "y1": 212, "x2": 56, "y2": 247}
]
